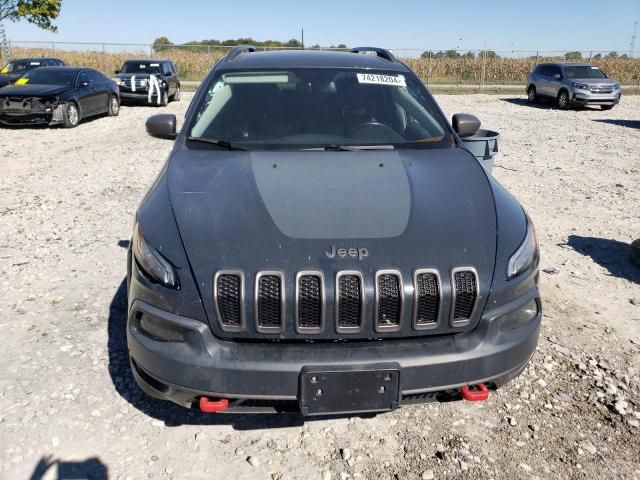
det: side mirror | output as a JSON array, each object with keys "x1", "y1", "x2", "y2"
[
  {"x1": 452, "y1": 113, "x2": 481, "y2": 138},
  {"x1": 79, "y1": 80, "x2": 91, "y2": 87},
  {"x1": 163, "y1": 71, "x2": 172, "y2": 76},
  {"x1": 146, "y1": 114, "x2": 177, "y2": 140},
  {"x1": 114, "y1": 70, "x2": 120, "y2": 74},
  {"x1": 553, "y1": 73, "x2": 561, "y2": 80}
]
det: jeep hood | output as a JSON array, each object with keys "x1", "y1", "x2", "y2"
[{"x1": 167, "y1": 147, "x2": 498, "y2": 319}]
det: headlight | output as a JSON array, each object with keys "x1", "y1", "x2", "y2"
[
  {"x1": 132, "y1": 223, "x2": 180, "y2": 289},
  {"x1": 572, "y1": 82, "x2": 590, "y2": 90},
  {"x1": 111, "y1": 78, "x2": 123, "y2": 86},
  {"x1": 613, "y1": 83, "x2": 620, "y2": 90},
  {"x1": 507, "y1": 216, "x2": 539, "y2": 279}
]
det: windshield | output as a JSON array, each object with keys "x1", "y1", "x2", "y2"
[
  {"x1": 121, "y1": 61, "x2": 163, "y2": 74},
  {"x1": 563, "y1": 66, "x2": 607, "y2": 79},
  {"x1": 188, "y1": 68, "x2": 451, "y2": 150},
  {"x1": 20, "y1": 69, "x2": 76, "y2": 86},
  {"x1": 1, "y1": 60, "x2": 43, "y2": 74}
]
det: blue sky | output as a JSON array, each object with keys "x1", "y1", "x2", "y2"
[{"x1": 4, "y1": 0, "x2": 640, "y2": 54}]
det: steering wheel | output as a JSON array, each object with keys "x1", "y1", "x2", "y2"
[{"x1": 346, "y1": 121, "x2": 391, "y2": 138}]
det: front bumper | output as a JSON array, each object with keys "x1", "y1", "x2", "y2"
[
  {"x1": 119, "y1": 89, "x2": 164, "y2": 102},
  {"x1": 127, "y1": 283, "x2": 541, "y2": 413},
  {"x1": 572, "y1": 90, "x2": 621, "y2": 106},
  {"x1": 0, "y1": 104, "x2": 64, "y2": 126}
]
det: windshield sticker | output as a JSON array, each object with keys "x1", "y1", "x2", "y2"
[
  {"x1": 30, "y1": 62, "x2": 41, "y2": 66},
  {"x1": 357, "y1": 73, "x2": 406, "y2": 87},
  {"x1": 15, "y1": 78, "x2": 29, "y2": 85},
  {"x1": 591, "y1": 67, "x2": 600, "y2": 70},
  {"x1": 150, "y1": 63, "x2": 160, "y2": 67},
  {"x1": 0, "y1": 68, "x2": 8, "y2": 74},
  {"x1": 139, "y1": 64, "x2": 146, "y2": 69}
]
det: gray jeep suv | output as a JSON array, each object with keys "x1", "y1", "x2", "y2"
[
  {"x1": 129, "y1": 46, "x2": 541, "y2": 416},
  {"x1": 527, "y1": 62, "x2": 621, "y2": 110}
]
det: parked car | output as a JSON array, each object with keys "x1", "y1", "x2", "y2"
[
  {"x1": 128, "y1": 46, "x2": 541, "y2": 416},
  {"x1": 0, "y1": 66, "x2": 120, "y2": 128},
  {"x1": 0, "y1": 57, "x2": 66, "y2": 88},
  {"x1": 527, "y1": 62, "x2": 621, "y2": 110},
  {"x1": 113, "y1": 59, "x2": 180, "y2": 105}
]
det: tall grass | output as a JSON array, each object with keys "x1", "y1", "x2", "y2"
[{"x1": 11, "y1": 47, "x2": 640, "y2": 84}]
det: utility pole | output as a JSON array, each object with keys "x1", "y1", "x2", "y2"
[
  {"x1": 631, "y1": 21, "x2": 638, "y2": 58},
  {"x1": 301, "y1": 28, "x2": 304, "y2": 50},
  {"x1": 0, "y1": 24, "x2": 11, "y2": 64}
]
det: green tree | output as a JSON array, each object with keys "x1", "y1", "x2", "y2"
[
  {"x1": 564, "y1": 51, "x2": 582, "y2": 60},
  {"x1": 462, "y1": 51, "x2": 475, "y2": 59},
  {"x1": 0, "y1": 0, "x2": 61, "y2": 32},
  {"x1": 592, "y1": 53, "x2": 602, "y2": 59},
  {"x1": 484, "y1": 50, "x2": 500, "y2": 59},
  {"x1": 605, "y1": 51, "x2": 619, "y2": 59},
  {"x1": 152, "y1": 36, "x2": 173, "y2": 52}
]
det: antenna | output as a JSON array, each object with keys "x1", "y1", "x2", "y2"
[{"x1": 632, "y1": 21, "x2": 638, "y2": 58}]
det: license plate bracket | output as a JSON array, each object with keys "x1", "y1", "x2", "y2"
[{"x1": 299, "y1": 367, "x2": 400, "y2": 416}]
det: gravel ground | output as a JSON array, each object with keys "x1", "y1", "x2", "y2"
[{"x1": 1, "y1": 94, "x2": 639, "y2": 480}]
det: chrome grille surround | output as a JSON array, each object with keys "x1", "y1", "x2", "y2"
[
  {"x1": 374, "y1": 269, "x2": 404, "y2": 332},
  {"x1": 295, "y1": 271, "x2": 325, "y2": 334},
  {"x1": 335, "y1": 270, "x2": 365, "y2": 334},
  {"x1": 254, "y1": 270, "x2": 285, "y2": 333},
  {"x1": 412, "y1": 268, "x2": 442, "y2": 330},
  {"x1": 449, "y1": 267, "x2": 479, "y2": 327},
  {"x1": 213, "y1": 270, "x2": 245, "y2": 332}
]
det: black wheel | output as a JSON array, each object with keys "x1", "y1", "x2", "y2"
[
  {"x1": 161, "y1": 88, "x2": 169, "y2": 107},
  {"x1": 527, "y1": 85, "x2": 537, "y2": 103},
  {"x1": 108, "y1": 95, "x2": 120, "y2": 116},
  {"x1": 63, "y1": 102, "x2": 80, "y2": 128},
  {"x1": 600, "y1": 105, "x2": 614, "y2": 111},
  {"x1": 557, "y1": 90, "x2": 570, "y2": 110},
  {"x1": 171, "y1": 85, "x2": 181, "y2": 102}
]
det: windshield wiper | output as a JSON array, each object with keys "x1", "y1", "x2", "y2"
[
  {"x1": 303, "y1": 144, "x2": 395, "y2": 151},
  {"x1": 187, "y1": 136, "x2": 247, "y2": 151}
]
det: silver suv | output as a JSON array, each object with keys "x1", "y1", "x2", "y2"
[{"x1": 527, "y1": 62, "x2": 621, "y2": 110}]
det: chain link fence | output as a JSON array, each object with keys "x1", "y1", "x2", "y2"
[{"x1": 5, "y1": 41, "x2": 640, "y2": 90}]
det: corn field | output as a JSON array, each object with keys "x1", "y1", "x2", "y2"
[{"x1": 10, "y1": 46, "x2": 640, "y2": 85}]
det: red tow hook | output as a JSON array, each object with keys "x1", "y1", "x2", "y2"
[
  {"x1": 199, "y1": 396, "x2": 229, "y2": 413},
  {"x1": 461, "y1": 383, "x2": 490, "y2": 402}
]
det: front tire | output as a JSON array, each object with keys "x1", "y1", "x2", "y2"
[
  {"x1": 600, "y1": 105, "x2": 614, "y2": 111},
  {"x1": 108, "y1": 95, "x2": 120, "y2": 116},
  {"x1": 171, "y1": 85, "x2": 181, "y2": 102},
  {"x1": 527, "y1": 85, "x2": 537, "y2": 103},
  {"x1": 161, "y1": 88, "x2": 169, "y2": 107},
  {"x1": 63, "y1": 102, "x2": 80, "y2": 128},
  {"x1": 557, "y1": 90, "x2": 570, "y2": 110}
]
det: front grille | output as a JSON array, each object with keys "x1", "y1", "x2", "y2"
[
  {"x1": 256, "y1": 273, "x2": 284, "y2": 331},
  {"x1": 375, "y1": 271, "x2": 402, "y2": 330},
  {"x1": 214, "y1": 272, "x2": 243, "y2": 330},
  {"x1": 336, "y1": 273, "x2": 363, "y2": 331},
  {"x1": 414, "y1": 271, "x2": 440, "y2": 328},
  {"x1": 212, "y1": 266, "x2": 479, "y2": 338},
  {"x1": 452, "y1": 269, "x2": 478, "y2": 324},
  {"x1": 296, "y1": 273, "x2": 323, "y2": 332}
]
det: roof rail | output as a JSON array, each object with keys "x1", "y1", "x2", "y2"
[
  {"x1": 225, "y1": 45, "x2": 257, "y2": 62},
  {"x1": 350, "y1": 47, "x2": 396, "y2": 62}
]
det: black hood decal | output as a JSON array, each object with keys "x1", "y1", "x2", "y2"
[{"x1": 252, "y1": 152, "x2": 411, "y2": 239}]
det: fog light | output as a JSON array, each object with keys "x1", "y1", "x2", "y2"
[
  {"x1": 500, "y1": 299, "x2": 538, "y2": 331},
  {"x1": 138, "y1": 314, "x2": 186, "y2": 342}
]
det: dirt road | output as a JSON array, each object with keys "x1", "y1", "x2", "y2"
[{"x1": 1, "y1": 95, "x2": 638, "y2": 480}]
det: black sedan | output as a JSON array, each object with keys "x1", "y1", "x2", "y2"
[
  {"x1": 0, "y1": 67, "x2": 120, "y2": 128},
  {"x1": 0, "y1": 57, "x2": 66, "y2": 88}
]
